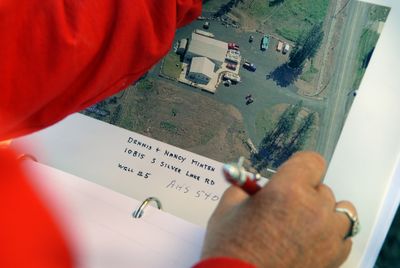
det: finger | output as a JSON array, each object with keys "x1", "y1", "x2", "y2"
[
  {"x1": 316, "y1": 184, "x2": 336, "y2": 208},
  {"x1": 334, "y1": 200, "x2": 358, "y2": 239},
  {"x1": 273, "y1": 151, "x2": 326, "y2": 188},
  {"x1": 341, "y1": 239, "x2": 353, "y2": 261},
  {"x1": 334, "y1": 239, "x2": 353, "y2": 267},
  {"x1": 212, "y1": 186, "x2": 249, "y2": 217}
]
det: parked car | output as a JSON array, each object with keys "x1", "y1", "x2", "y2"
[
  {"x1": 226, "y1": 63, "x2": 237, "y2": 70},
  {"x1": 249, "y1": 35, "x2": 254, "y2": 43},
  {"x1": 283, "y1": 43, "x2": 290, "y2": 54},
  {"x1": 225, "y1": 53, "x2": 240, "y2": 64},
  {"x1": 223, "y1": 72, "x2": 241, "y2": 84},
  {"x1": 224, "y1": 79, "x2": 232, "y2": 86},
  {"x1": 228, "y1": 42, "x2": 240, "y2": 50},
  {"x1": 243, "y1": 61, "x2": 256, "y2": 72},
  {"x1": 276, "y1": 41, "x2": 284, "y2": 52},
  {"x1": 261, "y1": 35, "x2": 269, "y2": 51},
  {"x1": 246, "y1": 97, "x2": 254, "y2": 105},
  {"x1": 228, "y1": 49, "x2": 240, "y2": 56},
  {"x1": 203, "y1": 21, "x2": 210, "y2": 29}
]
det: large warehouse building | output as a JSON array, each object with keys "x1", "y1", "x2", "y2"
[{"x1": 184, "y1": 33, "x2": 228, "y2": 68}]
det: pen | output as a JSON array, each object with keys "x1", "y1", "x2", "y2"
[{"x1": 222, "y1": 157, "x2": 262, "y2": 195}]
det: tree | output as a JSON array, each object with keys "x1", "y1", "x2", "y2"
[
  {"x1": 274, "y1": 112, "x2": 315, "y2": 166},
  {"x1": 288, "y1": 112, "x2": 315, "y2": 146},
  {"x1": 110, "y1": 104, "x2": 122, "y2": 125},
  {"x1": 269, "y1": 0, "x2": 285, "y2": 7},
  {"x1": 273, "y1": 101, "x2": 302, "y2": 140},
  {"x1": 215, "y1": 0, "x2": 243, "y2": 17},
  {"x1": 362, "y1": 47, "x2": 375, "y2": 68},
  {"x1": 288, "y1": 23, "x2": 324, "y2": 69},
  {"x1": 108, "y1": 96, "x2": 118, "y2": 104},
  {"x1": 251, "y1": 103, "x2": 318, "y2": 172},
  {"x1": 252, "y1": 102, "x2": 303, "y2": 171}
]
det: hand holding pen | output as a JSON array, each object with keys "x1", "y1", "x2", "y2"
[
  {"x1": 201, "y1": 152, "x2": 359, "y2": 268},
  {"x1": 222, "y1": 156, "x2": 273, "y2": 195}
]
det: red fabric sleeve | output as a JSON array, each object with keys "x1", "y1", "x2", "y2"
[
  {"x1": 0, "y1": 147, "x2": 74, "y2": 267},
  {"x1": 193, "y1": 257, "x2": 257, "y2": 268},
  {"x1": 0, "y1": 0, "x2": 202, "y2": 141},
  {"x1": 0, "y1": 1, "x2": 201, "y2": 267}
]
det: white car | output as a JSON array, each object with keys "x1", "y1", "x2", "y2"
[
  {"x1": 223, "y1": 72, "x2": 241, "y2": 83},
  {"x1": 228, "y1": 49, "x2": 240, "y2": 56},
  {"x1": 283, "y1": 43, "x2": 290, "y2": 54}
]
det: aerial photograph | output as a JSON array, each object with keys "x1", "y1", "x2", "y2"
[{"x1": 82, "y1": 0, "x2": 390, "y2": 176}]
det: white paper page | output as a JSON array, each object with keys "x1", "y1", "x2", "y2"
[
  {"x1": 324, "y1": 0, "x2": 400, "y2": 267},
  {"x1": 13, "y1": 113, "x2": 231, "y2": 227},
  {"x1": 24, "y1": 160, "x2": 205, "y2": 268}
]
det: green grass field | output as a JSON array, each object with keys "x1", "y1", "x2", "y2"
[
  {"x1": 203, "y1": 0, "x2": 329, "y2": 42},
  {"x1": 161, "y1": 52, "x2": 182, "y2": 79},
  {"x1": 369, "y1": 4, "x2": 390, "y2": 22},
  {"x1": 353, "y1": 29, "x2": 379, "y2": 89},
  {"x1": 242, "y1": 0, "x2": 330, "y2": 42},
  {"x1": 300, "y1": 60, "x2": 319, "y2": 82},
  {"x1": 160, "y1": 121, "x2": 179, "y2": 134},
  {"x1": 352, "y1": 4, "x2": 389, "y2": 90}
]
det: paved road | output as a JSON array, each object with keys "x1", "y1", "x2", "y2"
[{"x1": 317, "y1": 1, "x2": 370, "y2": 161}]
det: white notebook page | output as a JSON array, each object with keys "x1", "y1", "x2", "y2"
[{"x1": 23, "y1": 160, "x2": 205, "y2": 268}]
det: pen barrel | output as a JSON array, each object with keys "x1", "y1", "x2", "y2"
[
  {"x1": 241, "y1": 178, "x2": 261, "y2": 195},
  {"x1": 222, "y1": 164, "x2": 261, "y2": 195}
]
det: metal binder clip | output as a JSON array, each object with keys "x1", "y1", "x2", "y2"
[
  {"x1": 17, "y1": 154, "x2": 38, "y2": 162},
  {"x1": 132, "y1": 197, "x2": 162, "y2": 219}
]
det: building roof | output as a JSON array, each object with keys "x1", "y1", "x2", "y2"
[
  {"x1": 189, "y1": 57, "x2": 215, "y2": 79},
  {"x1": 179, "y1": 39, "x2": 188, "y2": 49},
  {"x1": 194, "y1": 29, "x2": 215, "y2": 38},
  {"x1": 187, "y1": 33, "x2": 228, "y2": 63}
]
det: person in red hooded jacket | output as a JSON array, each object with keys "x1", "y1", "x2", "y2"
[{"x1": 0, "y1": 1, "x2": 358, "y2": 267}]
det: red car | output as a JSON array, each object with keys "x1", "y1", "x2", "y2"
[
  {"x1": 228, "y1": 42, "x2": 240, "y2": 50},
  {"x1": 226, "y1": 63, "x2": 237, "y2": 70}
]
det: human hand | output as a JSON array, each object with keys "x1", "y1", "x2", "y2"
[{"x1": 201, "y1": 152, "x2": 357, "y2": 268}]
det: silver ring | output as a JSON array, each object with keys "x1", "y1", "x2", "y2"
[{"x1": 335, "y1": 207, "x2": 360, "y2": 239}]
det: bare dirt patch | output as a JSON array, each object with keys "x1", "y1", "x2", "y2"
[
  {"x1": 89, "y1": 79, "x2": 251, "y2": 163},
  {"x1": 295, "y1": 79, "x2": 316, "y2": 96},
  {"x1": 231, "y1": 8, "x2": 259, "y2": 32}
]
